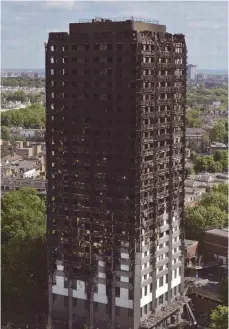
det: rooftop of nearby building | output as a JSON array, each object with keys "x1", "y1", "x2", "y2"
[
  {"x1": 186, "y1": 128, "x2": 206, "y2": 135},
  {"x1": 185, "y1": 239, "x2": 198, "y2": 248},
  {"x1": 1, "y1": 154, "x2": 23, "y2": 166},
  {"x1": 210, "y1": 142, "x2": 227, "y2": 148},
  {"x1": 205, "y1": 228, "x2": 228, "y2": 238}
]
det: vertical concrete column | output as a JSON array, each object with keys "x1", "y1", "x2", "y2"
[
  {"x1": 68, "y1": 279, "x2": 73, "y2": 329},
  {"x1": 133, "y1": 252, "x2": 141, "y2": 329},
  {"x1": 48, "y1": 274, "x2": 53, "y2": 328}
]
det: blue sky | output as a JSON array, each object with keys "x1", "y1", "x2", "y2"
[{"x1": 1, "y1": 1, "x2": 228, "y2": 70}]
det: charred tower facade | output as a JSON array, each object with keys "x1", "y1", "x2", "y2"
[{"x1": 46, "y1": 18, "x2": 187, "y2": 329}]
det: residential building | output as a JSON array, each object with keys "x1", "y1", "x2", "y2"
[
  {"x1": 184, "y1": 240, "x2": 198, "y2": 268},
  {"x1": 1, "y1": 177, "x2": 46, "y2": 194},
  {"x1": 209, "y1": 142, "x2": 227, "y2": 155},
  {"x1": 11, "y1": 128, "x2": 46, "y2": 141},
  {"x1": 203, "y1": 228, "x2": 228, "y2": 266},
  {"x1": 187, "y1": 64, "x2": 197, "y2": 81},
  {"x1": 46, "y1": 18, "x2": 187, "y2": 329},
  {"x1": 185, "y1": 128, "x2": 208, "y2": 153}
]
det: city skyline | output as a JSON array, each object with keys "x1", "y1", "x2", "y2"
[{"x1": 2, "y1": 1, "x2": 228, "y2": 70}]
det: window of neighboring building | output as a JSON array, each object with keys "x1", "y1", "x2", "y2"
[
  {"x1": 174, "y1": 269, "x2": 177, "y2": 279},
  {"x1": 115, "y1": 287, "x2": 120, "y2": 297},
  {"x1": 159, "y1": 295, "x2": 163, "y2": 305},
  {"x1": 144, "y1": 305, "x2": 147, "y2": 314},
  {"x1": 166, "y1": 274, "x2": 168, "y2": 283},
  {"x1": 144, "y1": 286, "x2": 147, "y2": 296},
  {"x1": 159, "y1": 277, "x2": 164, "y2": 287},
  {"x1": 150, "y1": 283, "x2": 152, "y2": 292}
]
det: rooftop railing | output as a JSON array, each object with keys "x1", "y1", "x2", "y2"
[{"x1": 78, "y1": 17, "x2": 160, "y2": 25}]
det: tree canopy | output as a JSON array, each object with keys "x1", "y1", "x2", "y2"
[
  {"x1": 200, "y1": 192, "x2": 228, "y2": 213},
  {"x1": 193, "y1": 151, "x2": 228, "y2": 173},
  {"x1": 210, "y1": 120, "x2": 228, "y2": 144},
  {"x1": 186, "y1": 109, "x2": 202, "y2": 128},
  {"x1": 210, "y1": 305, "x2": 228, "y2": 329},
  {"x1": 1, "y1": 77, "x2": 45, "y2": 88},
  {"x1": 187, "y1": 85, "x2": 228, "y2": 109},
  {"x1": 185, "y1": 184, "x2": 228, "y2": 240},
  {"x1": 1, "y1": 188, "x2": 47, "y2": 322},
  {"x1": 1, "y1": 104, "x2": 46, "y2": 128},
  {"x1": 1, "y1": 90, "x2": 44, "y2": 106}
]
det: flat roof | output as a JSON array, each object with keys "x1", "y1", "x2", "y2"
[
  {"x1": 185, "y1": 239, "x2": 198, "y2": 247},
  {"x1": 205, "y1": 228, "x2": 228, "y2": 238}
]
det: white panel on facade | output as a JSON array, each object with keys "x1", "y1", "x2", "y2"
[
  {"x1": 120, "y1": 288, "x2": 129, "y2": 300},
  {"x1": 77, "y1": 280, "x2": 85, "y2": 291},
  {"x1": 98, "y1": 272, "x2": 106, "y2": 278},
  {"x1": 98, "y1": 283, "x2": 106, "y2": 295},
  {"x1": 171, "y1": 276, "x2": 181, "y2": 289},
  {"x1": 56, "y1": 276, "x2": 64, "y2": 288},
  {"x1": 156, "y1": 283, "x2": 168, "y2": 298},
  {"x1": 115, "y1": 297, "x2": 133, "y2": 309},
  {"x1": 94, "y1": 293, "x2": 108, "y2": 304},
  {"x1": 98, "y1": 260, "x2": 106, "y2": 267},
  {"x1": 73, "y1": 289, "x2": 87, "y2": 300},
  {"x1": 57, "y1": 265, "x2": 64, "y2": 271},
  {"x1": 52, "y1": 285, "x2": 68, "y2": 296},
  {"x1": 121, "y1": 253, "x2": 129, "y2": 259},
  {"x1": 140, "y1": 293, "x2": 152, "y2": 307},
  {"x1": 121, "y1": 264, "x2": 129, "y2": 271},
  {"x1": 120, "y1": 276, "x2": 129, "y2": 283}
]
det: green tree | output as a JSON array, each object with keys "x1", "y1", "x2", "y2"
[
  {"x1": 1, "y1": 188, "x2": 47, "y2": 321},
  {"x1": 1, "y1": 104, "x2": 46, "y2": 128},
  {"x1": 1, "y1": 77, "x2": 45, "y2": 88},
  {"x1": 190, "y1": 151, "x2": 197, "y2": 162},
  {"x1": 1, "y1": 126, "x2": 11, "y2": 141},
  {"x1": 210, "y1": 305, "x2": 228, "y2": 329},
  {"x1": 212, "y1": 183, "x2": 228, "y2": 196},
  {"x1": 184, "y1": 206, "x2": 207, "y2": 240},
  {"x1": 205, "y1": 206, "x2": 227, "y2": 228},
  {"x1": 200, "y1": 192, "x2": 228, "y2": 213},
  {"x1": 193, "y1": 156, "x2": 210, "y2": 172},
  {"x1": 213, "y1": 150, "x2": 228, "y2": 171},
  {"x1": 186, "y1": 109, "x2": 202, "y2": 128},
  {"x1": 211, "y1": 120, "x2": 228, "y2": 143}
]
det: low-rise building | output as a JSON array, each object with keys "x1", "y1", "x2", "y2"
[
  {"x1": 14, "y1": 141, "x2": 43, "y2": 158},
  {"x1": 185, "y1": 187, "x2": 204, "y2": 205},
  {"x1": 11, "y1": 128, "x2": 45, "y2": 141},
  {"x1": 186, "y1": 128, "x2": 209, "y2": 153},
  {"x1": 210, "y1": 142, "x2": 227, "y2": 155},
  {"x1": 203, "y1": 228, "x2": 228, "y2": 266},
  {"x1": 1, "y1": 154, "x2": 23, "y2": 166},
  {"x1": 1, "y1": 177, "x2": 46, "y2": 194},
  {"x1": 185, "y1": 240, "x2": 199, "y2": 268}
]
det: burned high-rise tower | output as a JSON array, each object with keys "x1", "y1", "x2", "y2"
[{"x1": 46, "y1": 18, "x2": 187, "y2": 329}]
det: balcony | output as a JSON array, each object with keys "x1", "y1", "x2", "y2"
[
  {"x1": 141, "y1": 62, "x2": 156, "y2": 69},
  {"x1": 140, "y1": 100, "x2": 155, "y2": 106},
  {"x1": 158, "y1": 75, "x2": 173, "y2": 82},
  {"x1": 140, "y1": 50, "x2": 155, "y2": 56},
  {"x1": 141, "y1": 75, "x2": 154, "y2": 81},
  {"x1": 158, "y1": 51, "x2": 172, "y2": 58},
  {"x1": 158, "y1": 86, "x2": 173, "y2": 93}
]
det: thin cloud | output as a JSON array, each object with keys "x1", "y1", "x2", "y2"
[{"x1": 43, "y1": 1, "x2": 85, "y2": 10}]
